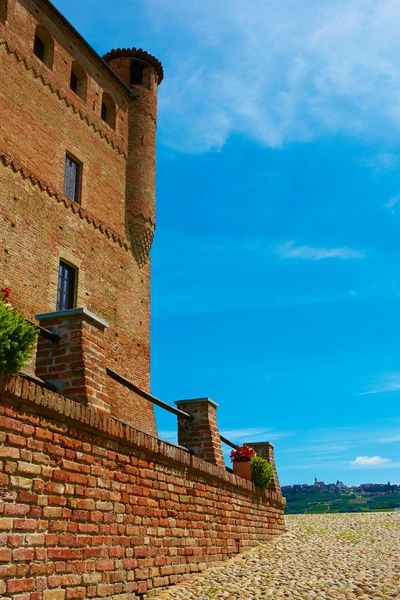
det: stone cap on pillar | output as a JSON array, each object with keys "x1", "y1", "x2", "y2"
[
  {"x1": 36, "y1": 308, "x2": 109, "y2": 330},
  {"x1": 244, "y1": 441, "x2": 275, "y2": 459},
  {"x1": 175, "y1": 397, "x2": 219, "y2": 408},
  {"x1": 245, "y1": 441, "x2": 274, "y2": 449}
]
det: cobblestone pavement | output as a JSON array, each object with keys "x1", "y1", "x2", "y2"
[{"x1": 148, "y1": 513, "x2": 400, "y2": 600}]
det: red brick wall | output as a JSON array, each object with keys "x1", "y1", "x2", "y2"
[
  {"x1": 0, "y1": 377, "x2": 286, "y2": 599},
  {"x1": 0, "y1": 0, "x2": 157, "y2": 434}
]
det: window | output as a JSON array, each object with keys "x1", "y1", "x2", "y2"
[
  {"x1": 33, "y1": 35, "x2": 45, "y2": 61},
  {"x1": 0, "y1": 0, "x2": 7, "y2": 24},
  {"x1": 70, "y1": 70, "x2": 78, "y2": 93},
  {"x1": 70, "y1": 61, "x2": 87, "y2": 100},
  {"x1": 101, "y1": 102, "x2": 107, "y2": 122},
  {"x1": 101, "y1": 93, "x2": 116, "y2": 129},
  {"x1": 57, "y1": 261, "x2": 76, "y2": 311},
  {"x1": 130, "y1": 60, "x2": 145, "y2": 85},
  {"x1": 33, "y1": 24, "x2": 54, "y2": 68},
  {"x1": 64, "y1": 154, "x2": 81, "y2": 203},
  {"x1": 130, "y1": 59, "x2": 151, "y2": 89}
]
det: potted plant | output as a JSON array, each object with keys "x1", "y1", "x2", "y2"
[
  {"x1": 230, "y1": 444, "x2": 256, "y2": 481},
  {"x1": 250, "y1": 456, "x2": 273, "y2": 489},
  {"x1": 0, "y1": 288, "x2": 38, "y2": 378}
]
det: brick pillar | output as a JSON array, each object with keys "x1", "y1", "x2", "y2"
[
  {"x1": 245, "y1": 441, "x2": 281, "y2": 492},
  {"x1": 175, "y1": 398, "x2": 225, "y2": 468},
  {"x1": 35, "y1": 308, "x2": 110, "y2": 413}
]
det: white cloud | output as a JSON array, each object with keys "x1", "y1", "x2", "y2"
[
  {"x1": 357, "y1": 382, "x2": 400, "y2": 396},
  {"x1": 220, "y1": 427, "x2": 291, "y2": 443},
  {"x1": 277, "y1": 240, "x2": 365, "y2": 260},
  {"x1": 144, "y1": 0, "x2": 400, "y2": 152},
  {"x1": 351, "y1": 456, "x2": 391, "y2": 467}
]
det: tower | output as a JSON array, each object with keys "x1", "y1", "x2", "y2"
[{"x1": 103, "y1": 48, "x2": 164, "y2": 267}]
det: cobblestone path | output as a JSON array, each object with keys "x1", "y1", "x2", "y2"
[{"x1": 148, "y1": 513, "x2": 400, "y2": 600}]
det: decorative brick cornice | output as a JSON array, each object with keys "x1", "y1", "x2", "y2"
[
  {"x1": 0, "y1": 148, "x2": 131, "y2": 252},
  {"x1": 0, "y1": 374, "x2": 285, "y2": 507},
  {"x1": 0, "y1": 39, "x2": 128, "y2": 157},
  {"x1": 103, "y1": 47, "x2": 164, "y2": 84}
]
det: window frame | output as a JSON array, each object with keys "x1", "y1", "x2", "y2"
[
  {"x1": 33, "y1": 24, "x2": 54, "y2": 69},
  {"x1": 63, "y1": 153, "x2": 82, "y2": 204},
  {"x1": 57, "y1": 261, "x2": 77, "y2": 311},
  {"x1": 101, "y1": 93, "x2": 116, "y2": 130},
  {"x1": 69, "y1": 61, "x2": 87, "y2": 100}
]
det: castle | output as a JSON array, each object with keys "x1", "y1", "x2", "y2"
[
  {"x1": 0, "y1": 1, "x2": 286, "y2": 598},
  {"x1": 0, "y1": 0, "x2": 162, "y2": 434}
]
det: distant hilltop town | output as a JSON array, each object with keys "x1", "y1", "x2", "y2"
[
  {"x1": 282, "y1": 479, "x2": 400, "y2": 514},
  {"x1": 282, "y1": 477, "x2": 399, "y2": 495}
]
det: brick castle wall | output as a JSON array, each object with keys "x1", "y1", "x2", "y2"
[
  {"x1": 0, "y1": 377, "x2": 286, "y2": 599},
  {"x1": 0, "y1": 0, "x2": 157, "y2": 434}
]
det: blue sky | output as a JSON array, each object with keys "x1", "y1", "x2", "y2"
[{"x1": 54, "y1": 0, "x2": 400, "y2": 486}]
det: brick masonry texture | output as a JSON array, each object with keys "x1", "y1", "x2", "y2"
[
  {"x1": 0, "y1": 376, "x2": 286, "y2": 599},
  {"x1": 0, "y1": 2, "x2": 287, "y2": 597},
  {"x1": 0, "y1": 0, "x2": 158, "y2": 434}
]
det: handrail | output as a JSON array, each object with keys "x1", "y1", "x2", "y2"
[
  {"x1": 106, "y1": 367, "x2": 193, "y2": 421},
  {"x1": 220, "y1": 435, "x2": 237, "y2": 449},
  {"x1": 19, "y1": 372, "x2": 58, "y2": 392},
  {"x1": 26, "y1": 320, "x2": 61, "y2": 344}
]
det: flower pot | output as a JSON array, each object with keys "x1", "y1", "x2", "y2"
[{"x1": 233, "y1": 461, "x2": 252, "y2": 481}]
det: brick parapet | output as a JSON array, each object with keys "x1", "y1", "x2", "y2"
[
  {"x1": 1, "y1": 375, "x2": 286, "y2": 503},
  {"x1": 175, "y1": 398, "x2": 225, "y2": 468},
  {"x1": 0, "y1": 376, "x2": 285, "y2": 598}
]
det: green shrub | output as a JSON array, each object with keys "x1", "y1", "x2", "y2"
[
  {"x1": 0, "y1": 300, "x2": 38, "y2": 377},
  {"x1": 251, "y1": 456, "x2": 273, "y2": 489}
]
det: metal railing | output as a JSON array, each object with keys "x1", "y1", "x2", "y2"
[
  {"x1": 106, "y1": 367, "x2": 193, "y2": 421},
  {"x1": 106, "y1": 367, "x2": 238, "y2": 451},
  {"x1": 26, "y1": 320, "x2": 61, "y2": 344},
  {"x1": 220, "y1": 435, "x2": 237, "y2": 450}
]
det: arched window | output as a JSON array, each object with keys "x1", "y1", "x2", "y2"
[
  {"x1": 0, "y1": 0, "x2": 7, "y2": 24},
  {"x1": 33, "y1": 24, "x2": 54, "y2": 68},
  {"x1": 101, "y1": 92, "x2": 116, "y2": 130},
  {"x1": 70, "y1": 61, "x2": 87, "y2": 100}
]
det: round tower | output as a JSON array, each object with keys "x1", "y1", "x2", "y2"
[{"x1": 103, "y1": 48, "x2": 163, "y2": 267}]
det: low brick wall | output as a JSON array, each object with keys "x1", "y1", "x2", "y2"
[{"x1": 0, "y1": 376, "x2": 286, "y2": 599}]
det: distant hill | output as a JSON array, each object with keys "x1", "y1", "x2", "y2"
[{"x1": 282, "y1": 484, "x2": 400, "y2": 514}]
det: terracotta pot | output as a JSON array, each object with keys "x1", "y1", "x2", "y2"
[{"x1": 233, "y1": 461, "x2": 252, "y2": 481}]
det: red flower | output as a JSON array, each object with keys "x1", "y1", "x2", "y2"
[
  {"x1": 1, "y1": 287, "x2": 10, "y2": 301},
  {"x1": 230, "y1": 444, "x2": 256, "y2": 463}
]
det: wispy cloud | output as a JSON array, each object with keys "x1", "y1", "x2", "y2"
[
  {"x1": 220, "y1": 428, "x2": 292, "y2": 443},
  {"x1": 351, "y1": 456, "x2": 391, "y2": 467},
  {"x1": 385, "y1": 194, "x2": 400, "y2": 214},
  {"x1": 144, "y1": 0, "x2": 400, "y2": 152},
  {"x1": 277, "y1": 240, "x2": 365, "y2": 260},
  {"x1": 357, "y1": 382, "x2": 400, "y2": 396},
  {"x1": 155, "y1": 427, "x2": 291, "y2": 447},
  {"x1": 379, "y1": 436, "x2": 400, "y2": 443}
]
